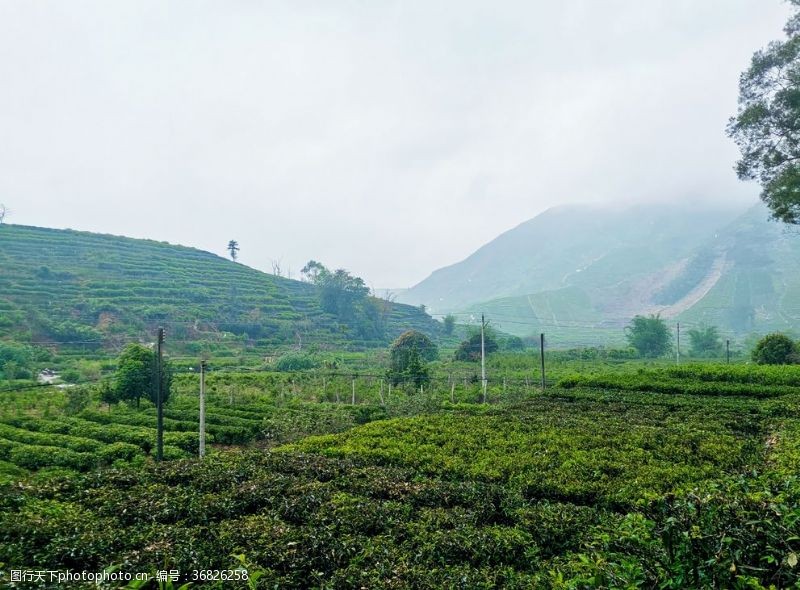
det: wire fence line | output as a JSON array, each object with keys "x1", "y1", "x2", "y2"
[{"x1": 0, "y1": 370, "x2": 558, "y2": 401}]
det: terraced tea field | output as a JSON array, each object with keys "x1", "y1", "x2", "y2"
[{"x1": 2, "y1": 364, "x2": 800, "y2": 588}]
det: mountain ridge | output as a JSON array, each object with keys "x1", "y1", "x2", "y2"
[{"x1": 400, "y1": 201, "x2": 800, "y2": 342}]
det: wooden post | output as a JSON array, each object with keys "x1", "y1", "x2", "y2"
[
  {"x1": 379, "y1": 379, "x2": 385, "y2": 405},
  {"x1": 481, "y1": 314, "x2": 487, "y2": 403},
  {"x1": 199, "y1": 360, "x2": 206, "y2": 459},
  {"x1": 540, "y1": 333, "x2": 546, "y2": 391},
  {"x1": 156, "y1": 327, "x2": 164, "y2": 462},
  {"x1": 351, "y1": 378, "x2": 356, "y2": 405}
]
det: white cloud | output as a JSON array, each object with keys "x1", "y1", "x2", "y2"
[{"x1": 0, "y1": 0, "x2": 793, "y2": 286}]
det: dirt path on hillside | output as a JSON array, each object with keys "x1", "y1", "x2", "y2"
[
  {"x1": 658, "y1": 253, "x2": 728, "y2": 318},
  {"x1": 599, "y1": 252, "x2": 728, "y2": 323}
]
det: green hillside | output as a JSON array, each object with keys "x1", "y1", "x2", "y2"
[
  {"x1": 399, "y1": 202, "x2": 744, "y2": 313},
  {"x1": 0, "y1": 224, "x2": 441, "y2": 354},
  {"x1": 461, "y1": 287, "x2": 624, "y2": 346},
  {"x1": 676, "y1": 206, "x2": 800, "y2": 335},
  {"x1": 404, "y1": 202, "x2": 800, "y2": 344}
]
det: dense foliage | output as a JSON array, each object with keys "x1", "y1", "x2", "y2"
[
  {"x1": 728, "y1": 0, "x2": 800, "y2": 223},
  {"x1": 387, "y1": 330, "x2": 438, "y2": 387},
  {"x1": 301, "y1": 260, "x2": 391, "y2": 341},
  {"x1": 752, "y1": 332, "x2": 799, "y2": 365},
  {"x1": 454, "y1": 329, "x2": 499, "y2": 362},
  {"x1": 687, "y1": 325, "x2": 724, "y2": 358},
  {"x1": 0, "y1": 342, "x2": 37, "y2": 381},
  {"x1": 113, "y1": 343, "x2": 173, "y2": 407},
  {"x1": 625, "y1": 314, "x2": 672, "y2": 358}
]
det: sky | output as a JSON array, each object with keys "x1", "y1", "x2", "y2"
[{"x1": 0, "y1": 0, "x2": 794, "y2": 288}]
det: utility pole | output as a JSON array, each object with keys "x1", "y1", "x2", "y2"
[
  {"x1": 726, "y1": 339, "x2": 730, "y2": 364},
  {"x1": 351, "y1": 377, "x2": 356, "y2": 405},
  {"x1": 540, "y1": 333, "x2": 546, "y2": 391},
  {"x1": 156, "y1": 327, "x2": 164, "y2": 462},
  {"x1": 676, "y1": 323, "x2": 681, "y2": 366},
  {"x1": 481, "y1": 314, "x2": 487, "y2": 403},
  {"x1": 199, "y1": 360, "x2": 206, "y2": 459}
]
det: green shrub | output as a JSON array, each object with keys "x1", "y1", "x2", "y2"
[
  {"x1": 752, "y1": 333, "x2": 799, "y2": 365},
  {"x1": 9, "y1": 444, "x2": 95, "y2": 471},
  {"x1": 97, "y1": 442, "x2": 144, "y2": 463},
  {"x1": 274, "y1": 353, "x2": 318, "y2": 372},
  {"x1": 0, "y1": 423, "x2": 104, "y2": 453}
]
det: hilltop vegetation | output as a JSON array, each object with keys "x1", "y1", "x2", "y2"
[{"x1": 0, "y1": 224, "x2": 441, "y2": 355}]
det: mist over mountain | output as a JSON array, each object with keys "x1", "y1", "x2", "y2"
[{"x1": 399, "y1": 201, "x2": 800, "y2": 342}]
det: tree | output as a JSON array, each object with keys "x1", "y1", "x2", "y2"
[
  {"x1": 454, "y1": 328, "x2": 498, "y2": 362},
  {"x1": 625, "y1": 314, "x2": 672, "y2": 358},
  {"x1": 402, "y1": 346, "x2": 430, "y2": 389},
  {"x1": 687, "y1": 325, "x2": 724, "y2": 358},
  {"x1": 752, "y1": 333, "x2": 799, "y2": 365},
  {"x1": 300, "y1": 260, "x2": 325, "y2": 283},
  {"x1": 300, "y1": 260, "x2": 383, "y2": 339},
  {"x1": 443, "y1": 314, "x2": 456, "y2": 335},
  {"x1": 728, "y1": 1, "x2": 800, "y2": 223},
  {"x1": 503, "y1": 335, "x2": 526, "y2": 352},
  {"x1": 0, "y1": 342, "x2": 33, "y2": 381},
  {"x1": 114, "y1": 343, "x2": 172, "y2": 407},
  {"x1": 387, "y1": 330, "x2": 436, "y2": 387},
  {"x1": 227, "y1": 240, "x2": 240, "y2": 261},
  {"x1": 100, "y1": 381, "x2": 120, "y2": 405}
]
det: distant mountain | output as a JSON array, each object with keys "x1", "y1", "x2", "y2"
[
  {"x1": 0, "y1": 224, "x2": 440, "y2": 353},
  {"x1": 400, "y1": 202, "x2": 745, "y2": 312},
  {"x1": 400, "y1": 202, "x2": 800, "y2": 343},
  {"x1": 676, "y1": 205, "x2": 800, "y2": 336}
]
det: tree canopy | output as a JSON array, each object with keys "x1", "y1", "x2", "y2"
[
  {"x1": 687, "y1": 325, "x2": 724, "y2": 358},
  {"x1": 442, "y1": 314, "x2": 456, "y2": 336},
  {"x1": 728, "y1": 1, "x2": 800, "y2": 223},
  {"x1": 387, "y1": 330, "x2": 437, "y2": 387},
  {"x1": 114, "y1": 343, "x2": 172, "y2": 407},
  {"x1": 454, "y1": 327, "x2": 498, "y2": 362},
  {"x1": 0, "y1": 342, "x2": 34, "y2": 381},
  {"x1": 227, "y1": 240, "x2": 240, "y2": 261},
  {"x1": 752, "y1": 333, "x2": 799, "y2": 365},
  {"x1": 625, "y1": 315, "x2": 672, "y2": 358},
  {"x1": 301, "y1": 260, "x2": 386, "y2": 340}
]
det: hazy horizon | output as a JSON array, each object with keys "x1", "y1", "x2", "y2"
[{"x1": 1, "y1": 1, "x2": 792, "y2": 287}]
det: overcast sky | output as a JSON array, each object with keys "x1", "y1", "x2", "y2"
[{"x1": 0, "y1": 1, "x2": 793, "y2": 287}]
